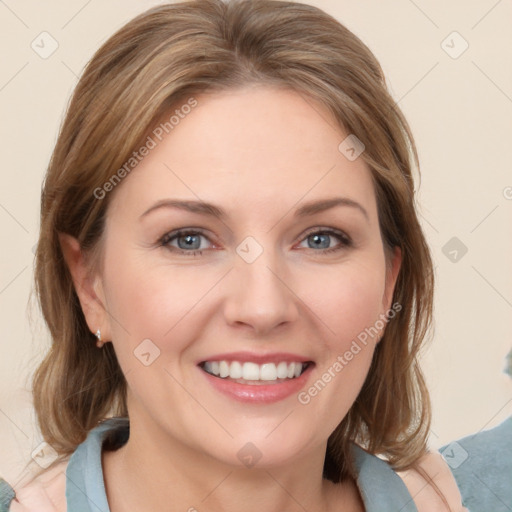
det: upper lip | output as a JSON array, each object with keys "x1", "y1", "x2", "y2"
[{"x1": 197, "y1": 351, "x2": 314, "y2": 365}]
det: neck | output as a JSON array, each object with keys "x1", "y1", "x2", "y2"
[{"x1": 102, "y1": 415, "x2": 363, "y2": 512}]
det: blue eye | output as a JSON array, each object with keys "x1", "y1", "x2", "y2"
[
  {"x1": 298, "y1": 229, "x2": 352, "y2": 254},
  {"x1": 159, "y1": 228, "x2": 352, "y2": 256},
  {"x1": 159, "y1": 229, "x2": 212, "y2": 255}
]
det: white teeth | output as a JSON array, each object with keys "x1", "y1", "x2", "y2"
[
  {"x1": 219, "y1": 360, "x2": 230, "y2": 378},
  {"x1": 276, "y1": 361, "x2": 288, "y2": 379},
  {"x1": 260, "y1": 363, "x2": 277, "y2": 381},
  {"x1": 242, "y1": 362, "x2": 260, "y2": 380},
  {"x1": 202, "y1": 360, "x2": 307, "y2": 381},
  {"x1": 230, "y1": 361, "x2": 243, "y2": 379}
]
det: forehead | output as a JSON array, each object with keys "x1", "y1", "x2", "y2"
[{"x1": 108, "y1": 86, "x2": 378, "y2": 222}]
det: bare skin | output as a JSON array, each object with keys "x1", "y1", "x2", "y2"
[{"x1": 61, "y1": 85, "x2": 401, "y2": 512}]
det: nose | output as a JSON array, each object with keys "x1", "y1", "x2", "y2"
[{"x1": 223, "y1": 244, "x2": 299, "y2": 335}]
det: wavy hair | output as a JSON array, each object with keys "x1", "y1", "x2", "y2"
[{"x1": 29, "y1": 0, "x2": 434, "y2": 484}]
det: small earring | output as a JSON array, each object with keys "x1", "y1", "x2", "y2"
[{"x1": 95, "y1": 329, "x2": 104, "y2": 348}]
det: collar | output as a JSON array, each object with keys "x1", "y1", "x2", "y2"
[{"x1": 66, "y1": 417, "x2": 417, "y2": 512}]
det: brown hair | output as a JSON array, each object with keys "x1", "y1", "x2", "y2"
[{"x1": 30, "y1": 0, "x2": 434, "y2": 484}]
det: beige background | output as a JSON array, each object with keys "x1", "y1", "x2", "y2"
[{"x1": 1, "y1": 0, "x2": 511, "y2": 484}]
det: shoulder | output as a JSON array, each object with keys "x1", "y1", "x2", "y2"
[
  {"x1": 439, "y1": 416, "x2": 512, "y2": 511},
  {"x1": 1, "y1": 459, "x2": 68, "y2": 512},
  {"x1": 1, "y1": 417, "x2": 129, "y2": 512},
  {"x1": 396, "y1": 451, "x2": 468, "y2": 512},
  {"x1": 350, "y1": 443, "x2": 465, "y2": 512}
]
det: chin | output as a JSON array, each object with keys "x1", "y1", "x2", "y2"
[{"x1": 203, "y1": 430, "x2": 320, "y2": 470}]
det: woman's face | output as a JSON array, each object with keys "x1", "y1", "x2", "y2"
[{"x1": 90, "y1": 86, "x2": 401, "y2": 468}]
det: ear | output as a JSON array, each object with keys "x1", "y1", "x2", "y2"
[
  {"x1": 382, "y1": 245, "x2": 402, "y2": 311},
  {"x1": 58, "y1": 233, "x2": 111, "y2": 343},
  {"x1": 379, "y1": 245, "x2": 402, "y2": 340}
]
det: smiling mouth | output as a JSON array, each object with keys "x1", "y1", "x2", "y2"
[{"x1": 199, "y1": 360, "x2": 313, "y2": 384}]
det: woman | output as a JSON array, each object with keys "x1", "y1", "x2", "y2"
[{"x1": 0, "y1": 0, "x2": 468, "y2": 510}]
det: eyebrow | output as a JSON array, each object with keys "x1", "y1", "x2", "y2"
[{"x1": 140, "y1": 197, "x2": 369, "y2": 222}]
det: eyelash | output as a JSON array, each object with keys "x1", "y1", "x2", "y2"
[{"x1": 158, "y1": 227, "x2": 353, "y2": 257}]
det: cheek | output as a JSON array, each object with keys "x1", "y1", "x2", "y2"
[
  {"x1": 102, "y1": 248, "x2": 222, "y2": 356},
  {"x1": 294, "y1": 264, "x2": 386, "y2": 430},
  {"x1": 301, "y1": 259, "x2": 387, "y2": 348}
]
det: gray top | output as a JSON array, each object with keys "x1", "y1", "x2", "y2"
[{"x1": 439, "y1": 415, "x2": 512, "y2": 512}]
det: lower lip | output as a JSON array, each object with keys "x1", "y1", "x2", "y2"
[{"x1": 199, "y1": 364, "x2": 314, "y2": 404}]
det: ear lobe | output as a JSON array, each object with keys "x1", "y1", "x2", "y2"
[{"x1": 58, "y1": 232, "x2": 109, "y2": 339}]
